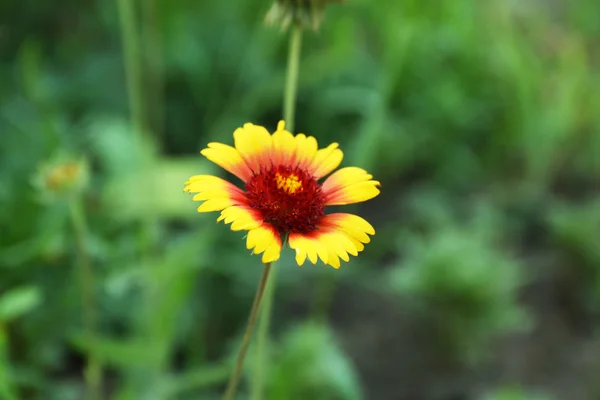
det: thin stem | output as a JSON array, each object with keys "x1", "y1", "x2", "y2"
[
  {"x1": 117, "y1": 0, "x2": 156, "y2": 260},
  {"x1": 141, "y1": 0, "x2": 165, "y2": 146},
  {"x1": 222, "y1": 262, "x2": 273, "y2": 400},
  {"x1": 283, "y1": 24, "x2": 303, "y2": 132},
  {"x1": 310, "y1": 271, "x2": 337, "y2": 322},
  {"x1": 117, "y1": 0, "x2": 145, "y2": 139},
  {"x1": 250, "y1": 244, "x2": 285, "y2": 400},
  {"x1": 69, "y1": 198, "x2": 102, "y2": 400},
  {"x1": 249, "y1": 276, "x2": 272, "y2": 400},
  {"x1": 251, "y1": 25, "x2": 304, "y2": 400}
]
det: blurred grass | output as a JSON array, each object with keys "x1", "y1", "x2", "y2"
[{"x1": 1, "y1": 0, "x2": 600, "y2": 399}]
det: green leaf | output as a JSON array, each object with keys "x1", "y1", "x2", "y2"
[
  {"x1": 0, "y1": 286, "x2": 42, "y2": 322},
  {"x1": 267, "y1": 322, "x2": 363, "y2": 400}
]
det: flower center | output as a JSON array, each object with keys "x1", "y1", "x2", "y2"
[
  {"x1": 275, "y1": 172, "x2": 302, "y2": 194},
  {"x1": 245, "y1": 165, "x2": 326, "y2": 235}
]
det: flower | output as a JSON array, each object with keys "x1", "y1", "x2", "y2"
[
  {"x1": 184, "y1": 121, "x2": 380, "y2": 268},
  {"x1": 33, "y1": 156, "x2": 89, "y2": 202}
]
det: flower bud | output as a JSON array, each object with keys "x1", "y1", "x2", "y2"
[{"x1": 265, "y1": 0, "x2": 345, "y2": 31}]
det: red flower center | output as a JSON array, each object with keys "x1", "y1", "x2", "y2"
[{"x1": 245, "y1": 165, "x2": 326, "y2": 235}]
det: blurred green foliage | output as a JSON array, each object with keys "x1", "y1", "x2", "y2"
[
  {"x1": 389, "y1": 204, "x2": 529, "y2": 363},
  {"x1": 264, "y1": 322, "x2": 361, "y2": 400},
  {"x1": 482, "y1": 387, "x2": 551, "y2": 400},
  {"x1": 1, "y1": 0, "x2": 600, "y2": 399}
]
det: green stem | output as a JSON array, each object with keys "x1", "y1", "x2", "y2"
[
  {"x1": 283, "y1": 24, "x2": 303, "y2": 132},
  {"x1": 117, "y1": 0, "x2": 145, "y2": 139},
  {"x1": 251, "y1": 24, "x2": 303, "y2": 400},
  {"x1": 222, "y1": 262, "x2": 273, "y2": 400},
  {"x1": 0, "y1": 327, "x2": 17, "y2": 400},
  {"x1": 69, "y1": 198, "x2": 102, "y2": 400},
  {"x1": 117, "y1": 0, "x2": 156, "y2": 260},
  {"x1": 250, "y1": 244, "x2": 284, "y2": 400},
  {"x1": 310, "y1": 270, "x2": 337, "y2": 322},
  {"x1": 249, "y1": 275, "x2": 272, "y2": 400},
  {"x1": 141, "y1": 0, "x2": 164, "y2": 145}
]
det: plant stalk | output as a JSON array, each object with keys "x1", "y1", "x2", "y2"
[
  {"x1": 116, "y1": 0, "x2": 145, "y2": 139},
  {"x1": 69, "y1": 198, "x2": 102, "y2": 400},
  {"x1": 117, "y1": 0, "x2": 157, "y2": 259},
  {"x1": 222, "y1": 262, "x2": 273, "y2": 400},
  {"x1": 310, "y1": 270, "x2": 337, "y2": 322},
  {"x1": 283, "y1": 24, "x2": 303, "y2": 132}
]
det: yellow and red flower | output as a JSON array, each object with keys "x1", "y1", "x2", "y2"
[{"x1": 184, "y1": 121, "x2": 380, "y2": 268}]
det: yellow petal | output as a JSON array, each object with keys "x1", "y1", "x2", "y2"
[
  {"x1": 322, "y1": 213, "x2": 375, "y2": 244},
  {"x1": 322, "y1": 166, "x2": 381, "y2": 205},
  {"x1": 349, "y1": 236, "x2": 365, "y2": 252},
  {"x1": 234, "y1": 123, "x2": 272, "y2": 173},
  {"x1": 184, "y1": 174, "x2": 235, "y2": 190},
  {"x1": 271, "y1": 120, "x2": 297, "y2": 166},
  {"x1": 217, "y1": 206, "x2": 263, "y2": 231},
  {"x1": 326, "y1": 249, "x2": 341, "y2": 269},
  {"x1": 314, "y1": 240, "x2": 329, "y2": 265},
  {"x1": 309, "y1": 143, "x2": 344, "y2": 179},
  {"x1": 262, "y1": 242, "x2": 281, "y2": 263},
  {"x1": 307, "y1": 246, "x2": 318, "y2": 264},
  {"x1": 246, "y1": 224, "x2": 282, "y2": 263},
  {"x1": 295, "y1": 134, "x2": 318, "y2": 170},
  {"x1": 321, "y1": 167, "x2": 373, "y2": 192},
  {"x1": 192, "y1": 189, "x2": 233, "y2": 201},
  {"x1": 341, "y1": 225, "x2": 372, "y2": 243},
  {"x1": 321, "y1": 232, "x2": 351, "y2": 262},
  {"x1": 289, "y1": 215, "x2": 372, "y2": 269},
  {"x1": 289, "y1": 232, "x2": 333, "y2": 267},
  {"x1": 289, "y1": 233, "x2": 316, "y2": 266},
  {"x1": 197, "y1": 198, "x2": 235, "y2": 212},
  {"x1": 325, "y1": 181, "x2": 381, "y2": 206},
  {"x1": 200, "y1": 143, "x2": 252, "y2": 182},
  {"x1": 295, "y1": 246, "x2": 308, "y2": 266},
  {"x1": 335, "y1": 213, "x2": 376, "y2": 235},
  {"x1": 184, "y1": 175, "x2": 246, "y2": 213},
  {"x1": 314, "y1": 230, "x2": 355, "y2": 268},
  {"x1": 322, "y1": 230, "x2": 359, "y2": 257}
]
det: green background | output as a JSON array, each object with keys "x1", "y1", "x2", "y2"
[{"x1": 1, "y1": 0, "x2": 600, "y2": 399}]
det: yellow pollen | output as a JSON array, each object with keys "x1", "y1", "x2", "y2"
[{"x1": 275, "y1": 173, "x2": 302, "y2": 194}]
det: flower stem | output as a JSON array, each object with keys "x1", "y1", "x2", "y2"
[
  {"x1": 141, "y1": 0, "x2": 164, "y2": 145},
  {"x1": 116, "y1": 0, "x2": 145, "y2": 139},
  {"x1": 250, "y1": 24, "x2": 304, "y2": 400},
  {"x1": 222, "y1": 262, "x2": 273, "y2": 400},
  {"x1": 117, "y1": 0, "x2": 157, "y2": 260},
  {"x1": 311, "y1": 270, "x2": 337, "y2": 322},
  {"x1": 283, "y1": 24, "x2": 303, "y2": 132},
  {"x1": 68, "y1": 197, "x2": 102, "y2": 400},
  {"x1": 250, "y1": 246, "x2": 283, "y2": 400}
]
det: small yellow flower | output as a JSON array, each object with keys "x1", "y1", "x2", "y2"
[
  {"x1": 184, "y1": 121, "x2": 380, "y2": 269},
  {"x1": 45, "y1": 162, "x2": 82, "y2": 191},
  {"x1": 34, "y1": 157, "x2": 88, "y2": 201}
]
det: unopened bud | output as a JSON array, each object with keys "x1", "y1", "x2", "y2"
[{"x1": 265, "y1": 0, "x2": 345, "y2": 31}]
